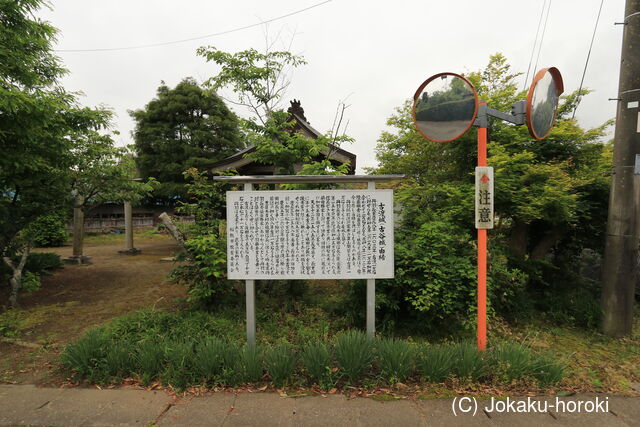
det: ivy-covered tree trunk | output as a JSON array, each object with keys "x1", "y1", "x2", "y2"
[{"x1": 2, "y1": 245, "x2": 30, "y2": 308}]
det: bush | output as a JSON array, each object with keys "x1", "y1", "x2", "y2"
[
  {"x1": 0, "y1": 252, "x2": 62, "y2": 288},
  {"x1": 333, "y1": 330, "x2": 374, "y2": 384},
  {"x1": 168, "y1": 234, "x2": 237, "y2": 308},
  {"x1": 25, "y1": 252, "x2": 63, "y2": 275},
  {"x1": 376, "y1": 337, "x2": 416, "y2": 383},
  {"x1": 264, "y1": 343, "x2": 296, "y2": 388},
  {"x1": 417, "y1": 344, "x2": 454, "y2": 383},
  {"x1": 28, "y1": 214, "x2": 68, "y2": 247},
  {"x1": 301, "y1": 341, "x2": 333, "y2": 386}
]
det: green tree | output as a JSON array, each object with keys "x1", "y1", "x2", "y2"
[
  {"x1": 372, "y1": 53, "x2": 612, "y2": 329},
  {"x1": 197, "y1": 46, "x2": 352, "y2": 175},
  {"x1": 69, "y1": 134, "x2": 157, "y2": 262},
  {"x1": 130, "y1": 78, "x2": 243, "y2": 202},
  {"x1": 1, "y1": 0, "x2": 111, "y2": 306}
]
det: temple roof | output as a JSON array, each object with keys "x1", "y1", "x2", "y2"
[{"x1": 209, "y1": 100, "x2": 356, "y2": 174}]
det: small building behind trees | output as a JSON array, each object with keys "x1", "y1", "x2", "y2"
[{"x1": 209, "y1": 100, "x2": 356, "y2": 175}]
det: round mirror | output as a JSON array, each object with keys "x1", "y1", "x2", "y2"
[
  {"x1": 526, "y1": 67, "x2": 564, "y2": 140},
  {"x1": 412, "y1": 72, "x2": 478, "y2": 143}
]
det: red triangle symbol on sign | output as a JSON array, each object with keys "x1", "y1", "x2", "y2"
[{"x1": 480, "y1": 174, "x2": 489, "y2": 184}]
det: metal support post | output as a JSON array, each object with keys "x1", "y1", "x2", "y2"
[
  {"x1": 367, "y1": 180, "x2": 376, "y2": 338},
  {"x1": 244, "y1": 182, "x2": 256, "y2": 347},
  {"x1": 477, "y1": 105, "x2": 488, "y2": 351}
]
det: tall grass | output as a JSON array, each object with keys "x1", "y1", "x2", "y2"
[
  {"x1": 61, "y1": 314, "x2": 566, "y2": 389},
  {"x1": 104, "y1": 342, "x2": 134, "y2": 380},
  {"x1": 417, "y1": 344, "x2": 454, "y2": 383},
  {"x1": 488, "y1": 342, "x2": 534, "y2": 383},
  {"x1": 450, "y1": 342, "x2": 486, "y2": 381},
  {"x1": 236, "y1": 344, "x2": 263, "y2": 384},
  {"x1": 376, "y1": 337, "x2": 416, "y2": 383},
  {"x1": 60, "y1": 328, "x2": 109, "y2": 381},
  {"x1": 301, "y1": 341, "x2": 333, "y2": 386},
  {"x1": 264, "y1": 343, "x2": 296, "y2": 388},
  {"x1": 136, "y1": 339, "x2": 165, "y2": 385},
  {"x1": 334, "y1": 330, "x2": 374, "y2": 384},
  {"x1": 162, "y1": 339, "x2": 195, "y2": 390},
  {"x1": 192, "y1": 337, "x2": 233, "y2": 384}
]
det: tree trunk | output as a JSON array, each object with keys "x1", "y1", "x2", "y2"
[
  {"x1": 509, "y1": 221, "x2": 529, "y2": 258},
  {"x1": 3, "y1": 245, "x2": 31, "y2": 308}
]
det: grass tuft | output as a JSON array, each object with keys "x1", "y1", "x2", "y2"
[
  {"x1": 376, "y1": 337, "x2": 416, "y2": 383},
  {"x1": 264, "y1": 343, "x2": 296, "y2": 388},
  {"x1": 417, "y1": 344, "x2": 454, "y2": 383},
  {"x1": 333, "y1": 330, "x2": 374, "y2": 384},
  {"x1": 301, "y1": 341, "x2": 333, "y2": 386}
]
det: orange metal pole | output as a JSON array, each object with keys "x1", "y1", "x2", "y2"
[{"x1": 477, "y1": 107, "x2": 488, "y2": 351}]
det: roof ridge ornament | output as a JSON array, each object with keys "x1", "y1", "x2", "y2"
[{"x1": 288, "y1": 99, "x2": 308, "y2": 122}]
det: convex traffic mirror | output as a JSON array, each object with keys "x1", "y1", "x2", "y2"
[
  {"x1": 412, "y1": 72, "x2": 479, "y2": 143},
  {"x1": 526, "y1": 67, "x2": 564, "y2": 140}
]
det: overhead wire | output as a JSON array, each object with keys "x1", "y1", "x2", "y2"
[
  {"x1": 55, "y1": 0, "x2": 332, "y2": 53},
  {"x1": 572, "y1": 0, "x2": 605, "y2": 119},
  {"x1": 523, "y1": 0, "x2": 548, "y2": 92},
  {"x1": 531, "y1": 0, "x2": 553, "y2": 86}
]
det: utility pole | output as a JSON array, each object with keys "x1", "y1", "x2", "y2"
[{"x1": 601, "y1": 0, "x2": 640, "y2": 337}]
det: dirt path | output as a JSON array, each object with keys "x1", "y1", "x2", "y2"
[{"x1": 0, "y1": 234, "x2": 186, "y2": 385}]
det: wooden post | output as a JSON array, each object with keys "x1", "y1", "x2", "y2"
[
  {"x1": 601, "y1": 0, "x2": 640, "y2": 337},
  {"x1": 245, "y1": 182, "x2": 256, "y2": 347}
]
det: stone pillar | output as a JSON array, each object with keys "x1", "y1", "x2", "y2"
[
  {"x1": 66, "y1": 194, "x2": 91, "y2": 264},
  {"x1": 119, "y1": 201, "x2": 140, "y2": 255}
]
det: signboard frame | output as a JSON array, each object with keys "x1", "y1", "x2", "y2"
[{"x1": 213, "y1": 174, "x2": 404, "y2": 346}]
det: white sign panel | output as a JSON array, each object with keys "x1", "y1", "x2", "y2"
[
  {"x1": 227, "y1": 190, "x2": 394, "y2": 279},
  {"x1": 475, "y1": 167, "x2": 494, "y2": 229}
]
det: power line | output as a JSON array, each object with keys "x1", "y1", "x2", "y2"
[
  {"x1": 532, "y1": 0, "x2": 553, "y2": 83},
  {"x1": 572, "y1": 0, "x2": 605, "y2": 119},
  {"x1": 55, "y1": 0, "x2": 332, "y2": 53},
  {"x1": 523, "y1": 0, "x2": 548, "y2": 92}
]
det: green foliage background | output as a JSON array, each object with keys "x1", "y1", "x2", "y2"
[{"x1": 369, "y1": 53, "x2": 612, "y2": 331}]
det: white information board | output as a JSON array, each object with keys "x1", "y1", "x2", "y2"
[
  {"x1": 475, "y1": 167, "x2": 494, "y2": 229},
  {"x1": 226, "y1": 190, "x2": 394, "y2": 279}
]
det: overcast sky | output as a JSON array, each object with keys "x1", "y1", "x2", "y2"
[{"x1": 39, "y1": 0, "x2": 624, "y2": 172}]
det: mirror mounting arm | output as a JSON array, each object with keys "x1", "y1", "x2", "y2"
[{"x1": 473, "y1": 100, "x2": 526, "y2": 127}]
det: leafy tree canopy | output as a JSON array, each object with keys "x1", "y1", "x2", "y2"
[
  {"x1": 130, "y1": 78, "x2": 244, "y2": 201},
  {"x1": 198, "y1": 46, "x2": 352, "y2": 176},
  {"x1": 0, "y1": 0, "x2": 111, "y2": 252}
]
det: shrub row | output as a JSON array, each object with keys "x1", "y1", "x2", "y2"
[{"x1": 61, "y1": 329, "x2": 564, "y2": 390}]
